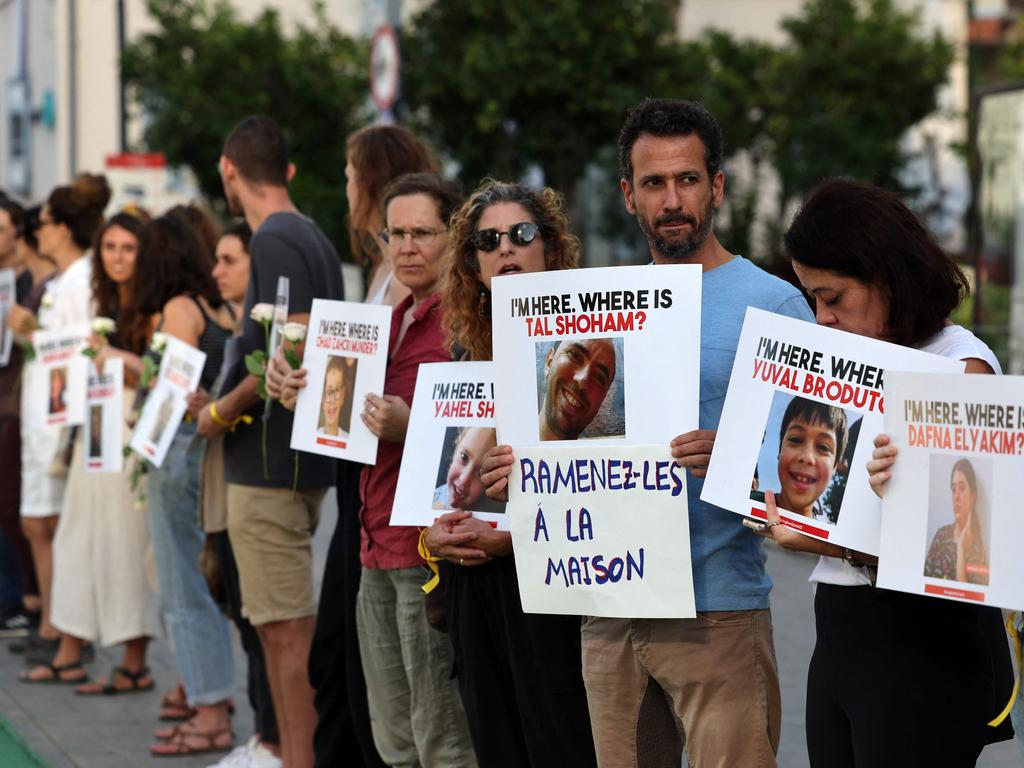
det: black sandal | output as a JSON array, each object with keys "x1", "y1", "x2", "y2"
[
  {"x1": 19, "y1": 660, "x2": 89, "y2": 685},
  {"x1": 75, "y1": 665, "x2": 154, "y2": 696}
]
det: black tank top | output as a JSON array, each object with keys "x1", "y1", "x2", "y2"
[{"x1": 191, "y1": 297, "x2": 235, "y2": 392}]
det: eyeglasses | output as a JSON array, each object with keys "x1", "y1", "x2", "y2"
[
  {"x1": 380, "y1": 227, "x2": 446, "y2": 247},
  {"x1": 471, "y1": 222, "x2": 539, "y2": 252},
  {"x1": 324, "y1": 386, "x2": 344, "y2": 403}
]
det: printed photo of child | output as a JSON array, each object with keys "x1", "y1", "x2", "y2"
[
  {"x1": 317, "y1": 354, "x2": 357, "y2": 445},
  {"x1": 431, "y1": 426, "x2": 506, "y2": 515},
  {"x1": 750, "y1": 392, "x2": 860, "y2": 524}
]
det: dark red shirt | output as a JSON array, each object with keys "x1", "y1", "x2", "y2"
[{"x1": 360, "y1": 292, "x2": 450, "y2": 569}]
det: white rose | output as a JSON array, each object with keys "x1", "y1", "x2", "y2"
[
  {"x1": 92, "y1": 316, "x2": 117, "y2": 336},
  {"x1": 282, "y1": 323, "x2": 307, "y2": 344},
  {"x1": 250, "y1": 303, "x2": 275, "y2": 323},
  {"x1": 151, "y1": 332, "x2": 169, "y2": 354},
  {"x1": 41, "y1": 293, "x2": 54, "y2": 309}
]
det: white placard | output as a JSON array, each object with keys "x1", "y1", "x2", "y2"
[
  {"x1": 129, "y1": 337, "x2": 206, "y2": 468},
  {"x1": 701, "y1": 308, "x2": 964, "y2": 554},
  {"x1": 84, "y1": 358, "x2": 124, "y2": 473},
  {"x1": 492, "y1": 264, "x2": 702, "y2": 447},
  {"x1": 290, "y1": 299, "x2": 392, "y2": 465},
  {"x1": 877, "y1": 372, "x2": 1024, "y2": 609},
  {"x1": 0, "y1": 268, "x2": 14, "y2": 366},
  {"x1": 33, "y1": 324, "x2": 90, "y2": 427},
  {"x1": 508, "y1": 443, "x2": 694, "y2": 618},
  {"x1": 391, "y1": 361, "x2": 506, "y2": 529}
]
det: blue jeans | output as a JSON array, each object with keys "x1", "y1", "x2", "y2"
[{"x1": 148, "y1": 422, "x2": 234, "y2": 705}]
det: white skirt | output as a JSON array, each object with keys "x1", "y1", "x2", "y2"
[{"x1": 50, "y1": 398, "x2": 161, "y2": 646}]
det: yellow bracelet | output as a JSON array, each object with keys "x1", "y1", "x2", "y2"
[
  {"x1": 209, "y1": 402, "x2": 252, "y2": 432},
  {"x1": 418, "y1": 528, "x2": 442, "y2": 594}
]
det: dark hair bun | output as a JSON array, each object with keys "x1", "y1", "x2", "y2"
[{"x1": 70, "y1": 173, "x2": 112, "y2": 214}]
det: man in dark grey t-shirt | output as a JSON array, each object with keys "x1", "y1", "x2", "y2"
[{"x1": 198, "y1": 115, "x2": 341, "y2": 768}]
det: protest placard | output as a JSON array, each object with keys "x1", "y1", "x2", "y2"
[
  {"x1": 0, "y1": 268, "x2": 14, "y2": 366},
  {"x1": 877, "y1": 372, "x2": 1024, "y2": 609},
  {"x1": 129, "y1": 336, "x2": 206, "y2": 467},
  {"x1": 290, "y1": 299, "x2": 391, "y2": 464},
  {"x1": 701, "y1": 308, "x2": 964, "y2": 554},
  {"x1": 491, "y1": 264, "x2": 702, "y2": 447},
  {"x1": 33, "y1": 324, "x2": 90, "y2": 427},
  {"x1": 391, "y1": 361, "x2": 505, "y2": 529},
  {"x1": 84, "y1": 357, "x2": 124, "y2": 473},
  {"x1": 508, "y1": 443, "x2": 694, "y2": 618}
]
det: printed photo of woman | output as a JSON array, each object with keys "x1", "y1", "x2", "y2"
[{"x1": 924, "y1": 456, "x2": 991, "y2": 586}]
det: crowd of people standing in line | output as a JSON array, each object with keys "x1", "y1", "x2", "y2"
[{"x1": 0, "y1": 96, "x2": 1020, "y2": 768}]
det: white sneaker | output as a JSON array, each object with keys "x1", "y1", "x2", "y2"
[
  {"x1": 247, "y1": 740, "x2": 283, "y2": 768},
  {"x1": 206, "y1": 736, "x2": 258, "y2": 768}
]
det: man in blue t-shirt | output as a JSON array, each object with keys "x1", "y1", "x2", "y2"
[{"x1": 578, "y1": 99, "x2": 814, "y2": 767}]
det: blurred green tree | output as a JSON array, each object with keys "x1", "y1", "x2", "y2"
[
  {"x1": 401, "y1": 0, "x2": 690, "y2": 198},
  {"x1": 763, "y1": 0, "x2": 953, "y2": 257},
  {"x1": 122, "y1": 0, "x2": 367, "y2": 252}
]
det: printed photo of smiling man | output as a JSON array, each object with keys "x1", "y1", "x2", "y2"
[
  {"x1": 750, "y1": 392, "x2": 861, "y2": 525},
  {"x1": 534, "y1": 337, "x2": 625, "y2": 442}
]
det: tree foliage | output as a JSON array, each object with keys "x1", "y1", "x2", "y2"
[
  {"x1": 122, "y1": 0, "x2": 368, "y2": 250},
  {"x1": 768, "y1": 0, "x2": 953, "y2": 203},
  {"x1": 401, "y1": 0, "x2": 689, "y2": 195},
  {"x1": 402, "y1": 0, "x2": 953, "y2": 265}
]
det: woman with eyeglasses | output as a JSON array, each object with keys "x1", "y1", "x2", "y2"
[
  {"x1": 6, "y1": 174, "x2": 109, "y2": 671},
  {"x1": 758, "y1": 180, "x2": 1013, "y2": 766},
  {"x1": 421, "y1": 180, "x2": 597, "y2": 768},
  {"x1": 279, "y1": 173, "x2": 477, "y2": 766}
]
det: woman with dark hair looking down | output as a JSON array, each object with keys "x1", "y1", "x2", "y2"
[{"x1": 758, "y1": 179, "x2": 1012, "y2": 766}]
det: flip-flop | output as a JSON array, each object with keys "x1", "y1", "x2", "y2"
[
  {"x1": 75, "y1": 665, "x2": 154, "y2": 696},
  {"x1": 150, "y1": 723, "x2": 234, "y2": 757},
  {"x1": 19, "y1": 660, "x2": 88, "y2": 685}
]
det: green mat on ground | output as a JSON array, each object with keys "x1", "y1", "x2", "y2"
[{"x1": 0, "y1": 713, "x2": 46, "y2": 767}]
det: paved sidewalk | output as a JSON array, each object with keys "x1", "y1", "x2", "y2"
[{"x1": 0, "y1": 495, "x2": 1018, "y2": 767}]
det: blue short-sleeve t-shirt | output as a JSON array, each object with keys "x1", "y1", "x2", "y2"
[{"x1": 690, "y1": 256, "x2": 814, "y2": 611}]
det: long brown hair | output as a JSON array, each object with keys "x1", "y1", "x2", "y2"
[
  {"x1": 346, "y1": 125, "x2": 438, "y2": 265},
  {"x1": 442, "y1": 181, "x2": 579, "y2": 362},
  {"x1": 91, "y1": 209, "x2": 151, "y2": 355}
]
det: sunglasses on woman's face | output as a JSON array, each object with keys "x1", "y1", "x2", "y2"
[{"x1": 471, "y1": 222, "x2": 539, "y2": 252}]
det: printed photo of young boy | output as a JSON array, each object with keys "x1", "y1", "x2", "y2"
[{"x1": 751, "y1": 393, "x2": 860, "y2": 524}]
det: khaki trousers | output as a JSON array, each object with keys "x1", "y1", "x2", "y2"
[{"x1": 581, "y1": 610, "x2": 781, "y2": 768}]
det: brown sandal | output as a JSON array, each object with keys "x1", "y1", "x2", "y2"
[
  {"x1": 150, "y1": 723, "x2": 234, "y2": 757},
  {"x1": 75, "y1": 665, "x2": 154, "y2": 696}
]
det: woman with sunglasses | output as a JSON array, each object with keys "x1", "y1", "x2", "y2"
[
  {"x1": 422, "y1": 180, "x2": 597, "y2": 768},
  {"x1": 6, "y1": 174, "x2": 109, "y2": 671},
  {"x1": 757, "y1": 179, "x2": 1012, "y2": 766}
]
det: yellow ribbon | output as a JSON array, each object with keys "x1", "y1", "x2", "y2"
[
  {"x1": 988, "y1": 611, "x2": 1020, "y2": 728},
  {"x1": 208, "y1": 402, "x2": 253, "y2": 432},
  {"x1": 418, "y1": 528, "x2": 442, "y2": 594}
]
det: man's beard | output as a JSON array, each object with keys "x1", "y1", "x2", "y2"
[
  {"x1": 225, "y1": 187, "x2": 243, "y2": 216},
  {"x1": 636, "y1": 198, "x2": 715, "y2": 262}
]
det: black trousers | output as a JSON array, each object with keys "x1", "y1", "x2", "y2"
[
  {"x1": 308, "y1": 460, "x2": 384, "y2": 768},
  {"x1": 0, "y1": 416, "x2": 37, "y2": 600},
  {"x1": 211, "y1": 531, "x2": 279, "y2": 744},
  {"x1": 807, "y1": 583, "x2": 1012, "y2": 768},
  {"x1": 445, "y1": 555, "x2": 597, "y2": 768}
]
